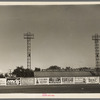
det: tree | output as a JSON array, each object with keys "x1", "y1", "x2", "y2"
[
  {"x1": 24, "y1": 68, "x2": 34, "y2": 77},
  {"x1": 12, "y1": 66, "x2": 25, "y2": 77},
  {"x1": 4, "y1": 73, "x2": 9, "y2": 77},
  {"x1": 0, "y1": 73, "x2": 4, "y2": 78},
  {"x1": 47, "y1": 65, "x2": 61, "y2": 71},
  {"x1": 65, "y1": 67, "x2": 71, "y2": 71},
  {"x1": 34, "y1": 67, "x2": 40, "y2": 71},
  {"x1": 78, "y1": 67, "x2": 91, "y2": 71},
  {"x1": 12, "y1": 66, "x2": 34, "y2": 77}
]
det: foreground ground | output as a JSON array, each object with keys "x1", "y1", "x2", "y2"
[{"x1": 0, "y1": 84, "x2": 100, "y2": 93}]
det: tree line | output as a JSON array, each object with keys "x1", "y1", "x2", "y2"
[{"x1": 0, "y1": 65, "x2": 98, "y2": 78}]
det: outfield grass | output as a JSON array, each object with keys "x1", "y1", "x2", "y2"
[{"x1": 0, "y1": 84, "x2": 100, "y2": 93}]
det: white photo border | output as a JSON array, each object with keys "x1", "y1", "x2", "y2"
[{"x1": 0, "y1": 1, "x2": 100, "y2": 99}]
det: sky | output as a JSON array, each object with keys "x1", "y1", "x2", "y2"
[{"x1": 0, "y1": 4, "x2": 100, "y2": 73}]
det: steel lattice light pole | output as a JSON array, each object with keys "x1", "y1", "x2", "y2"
[
  {"x1": 24, "y1": 32, "x2": 34, "y2": 69},
  {"x1": 92, "y1": 33, "x2": 100, "y2": 75}
]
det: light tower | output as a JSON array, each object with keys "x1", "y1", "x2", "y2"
[
  {"x1": 92, "y1": 33, "x2": 100, "y2": 75},
  {"x1": 24, "y1": 32, "x2": 34, "y2": 69}
]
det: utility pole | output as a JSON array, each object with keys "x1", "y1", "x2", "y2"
[
  {"x1": 9, "y1": 69, "x2": 12, "y2": 77},
  {"x1": 24, "y1": 32, "x2": 34, "y2": 69},
  {"x1": 92, "y1": 33, "x2": 100, "y2": 76}
]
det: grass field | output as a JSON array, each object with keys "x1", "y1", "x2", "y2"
[{"x1": 0, "y1": 84, "x2": 100, "y2": 93}]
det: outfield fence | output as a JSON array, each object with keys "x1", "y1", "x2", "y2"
[
  {"x1": 0, "y1": 77, "x2": 100, "y2": 86},
  {"x1": 35, "y1": 77, "x2": 100, "y2": 85}
]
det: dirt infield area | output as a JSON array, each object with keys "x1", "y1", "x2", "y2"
[{"x1": 0, "y1": 84, "x2": 100, "y2": 93}]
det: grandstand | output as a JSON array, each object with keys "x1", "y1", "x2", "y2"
[{"x1": 34, "y1": 71, "x2": 92, "y2": 77}]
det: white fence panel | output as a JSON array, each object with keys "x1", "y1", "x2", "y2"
[
  {"x1": 61, "y1": 77, "x2": 75, "y2": 84},
  {"x1": 75, "y1": 77, "x2": 86, "y2": 84},
  {"x1": 86, "y1": 77, "x2": 99, "y2": 84},
  {"x1": 0, "y1": 78, "x2": 6, "y2": 86},
  {"x1": 49, "y1": 77, "x2": 61, "y2": 84},
  {"x1": 35, "y1": 77, "x2": 49, "y2": 85}
]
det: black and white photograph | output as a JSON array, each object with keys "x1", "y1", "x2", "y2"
[{"x1": 0, "y1": 2, "x2": 100, "y2": 98}]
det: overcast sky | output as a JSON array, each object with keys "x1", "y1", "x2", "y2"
[{"x1": 0, "y1": 5, "x2": 100, "y2": 73}]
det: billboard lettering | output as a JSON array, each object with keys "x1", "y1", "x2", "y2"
[
  {"x1": 75, "y1": 77, "x2": 86, "y2": 84},
  {"x1": 6, "y1": 78, "x2": 20, "y2": 85},
  {"x1": 86, "y1": 77, "x2": 99, "y2": 84},
  {"x1": 35, "y1": 78, "x2": 49, "y2": 85},
  {"x1": 62, "y1": 77, "x2": 75, "y2": 84},
  {"x1": 49, "y1": 77, "x2": 61, "y2": 84}
]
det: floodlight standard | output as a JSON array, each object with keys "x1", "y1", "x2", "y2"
[
  {"x1": 92, "y1": 33, "x2": 100, "y2": 75},
  {"x1": 24, "y1": 32, "x2": 34, "y2": 69}
]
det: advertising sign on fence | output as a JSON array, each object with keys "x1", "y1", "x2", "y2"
[
  {"x1": 0, "y1": 78, "x2": 6, "y2": 85},
  {"x1": 21, "y1": 78, "x2": 35, "y2": 85},
  {"x1": 6, "y1": 78, "x2": 21, "y2": 85},
  {"x1": 75, "y1": 77, "x2": 86, "y2": 84},
  {"x1": 49, "y1": 77, "x2": 61, "y2": 84},
  {"x1": 35, "y1": 78, "x2": 49, "y2": 85},
  {"x1": 61, "y1": 77, "x2": 75, "y2": 84},
  {"x1": 86, "y1": 77, "x2": 99, "y2": 84}
]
